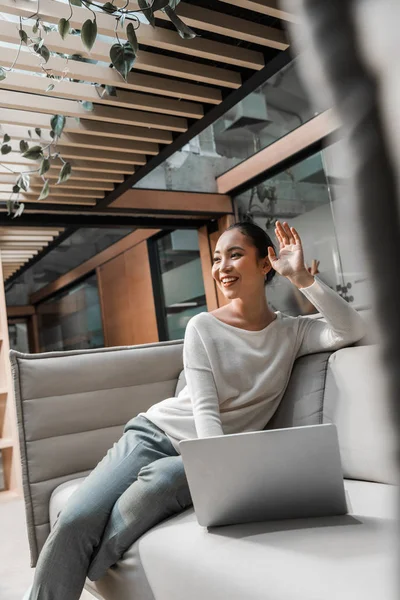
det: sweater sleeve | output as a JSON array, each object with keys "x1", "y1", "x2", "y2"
[
  {"x1": 183, "y1": 320, "x2": 224, "y2": 438},
  {"x1": 296, "y1": 276, "x2": 366, "y2": 357}
]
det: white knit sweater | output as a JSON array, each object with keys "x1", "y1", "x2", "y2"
[{"x1": 144, "y1": 277, "x2": 366, "y2": 452}]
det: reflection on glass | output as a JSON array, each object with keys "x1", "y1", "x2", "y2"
[
  {"x1": 134, "y1": 59, "x2": 317, "y2": 194},
  {"x1": 37, "y1": 273, "x2": 104, "y2": 352},
  {"x1": 234, "y1": 151, "x2": 347, "y2": 316},
  {"x1": 157, "y1": 230, "x2": 207, "y2": 340},
  {"x1": 8, "y1": 320, "x2": 29, "y2": 353}
]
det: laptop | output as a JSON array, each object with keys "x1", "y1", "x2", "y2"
[{"x1": 179, "y1": 423, "x2": 347, "y2": 527}]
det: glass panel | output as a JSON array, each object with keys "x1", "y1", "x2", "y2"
[
  {"x1": 37, "y1": 273, "x2": 104, "y2": 352},
  {"x1": 157, "y1": 230, "x2": 207, "y2": 340},
  {"x1": 8, "y1": 320, "x2": 29, "y2": 353},
  {"x1": 134, "y1": 59, "x2": 318, "y2": 194},
  {"x1": 234, "y1": 151, "x2": 346, "y2": 316},
  {"x1": 321, "y1": 140, "x2": 372, "y2": 308}
]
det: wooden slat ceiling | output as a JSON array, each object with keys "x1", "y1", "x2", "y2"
[
  {"x1": 0, "y1": 0, "x2": 292, "y2": 281},
  {"x1": 0, "y1": 227, "x2": 64, "y2": 280}
]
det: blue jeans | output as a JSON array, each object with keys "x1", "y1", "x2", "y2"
[{"x1": 29, "y1": 416, "x2": 192, "y2": 600}]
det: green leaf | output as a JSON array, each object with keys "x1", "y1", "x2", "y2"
[
  {"x1": 57, "y1": 161, "x2": 72, "y2": 184},
  {"x1": 105, "y1": 85, "x2": 117, "y2": 96},
  {"x1": 50, "y1": 115, "x2": 66, "y2": 137},
  {"x1": 35, "y1": 128, "x2": 42, "y2": 137},
  {"x1": 58, "y1": 18, "x2": 70, "y2": 40},
  {"x1": 40, "y1": 45, "x2": 50, "y2": 62},
  {"x1": 152, "y1": 0, "x2": 169, "y2": 10},
  {"x1": 28, "y1": 130, "x2": 32, "y2": 138},
  {"x1": 102, "y1": 2, "x2": 117, "y2": 13},
  {"x1": 46, "y1": 83, "x2": 55, "y2": 92},
  {"x1": 19, "y1": 140, "x2": 29, "y2": 153},
  {"x1": 81, "y1": 18, "x2": 97, "y2": 52},
  {"x1": 16, "y1": 173, "x2": 30, "y2": 192},
  {"x1": 3, "y1": 134, "x2": 10, "y2": 143},
  {"x1": 163, "y1": 5, "x2": 197, "y2": 39},
  {"x1": 39, "y1": 157, "x2": 51, "y2": 176},
  {"x1": 81, "y1": 101, "x2": 94, "y2": 111},
  {"x1": 12, "y1": 184, "x2": 20, "y2": 194},
  {"x1": 70, "y1": 0, "x2": 82, "y2": 5},
  {"x1": 32, "y1": 20, "x2": 39, "y2": 34},
  {"x1": 0, "y1": 67, "x2": 6, "y2": 81},
  {"x1": 22, "y1": 145, "x2": 43, "y2": 160},
  {"x1": 49, "y1": 130, "x2": 55, "y2": 139},
  {"x1": 13, "y1": 202, "x2": 25, "y2": 218},
  {"x1": 126, "y1": 23, "x2": 138, "y2": 56},
  {"x1": 110, "y1": 42, "x2": 136, "y2": 81},
  {"x1": 138, "y1": 0, "x2": 155, "y2": 27},
  {"x1": 38, "y1": 179, "x2": 50, "y2": 201},
  {"x1": 1, "y1": 144, "x2": 12, "y2": 155},
  {"x1": 19, "y1": 29, "x2": 28, "y2": 44}
]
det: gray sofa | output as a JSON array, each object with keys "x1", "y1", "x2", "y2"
[{"x1": 11, "y1": 329, "x2": 398, "y2": 600}]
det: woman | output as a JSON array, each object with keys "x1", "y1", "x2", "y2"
[{"x1": 26, "y1": 221, "x2": 365, "y2": 600}]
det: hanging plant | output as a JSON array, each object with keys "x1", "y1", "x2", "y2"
[{"x1": 0, "y1": 0, "x2": 198, "y2": 217}]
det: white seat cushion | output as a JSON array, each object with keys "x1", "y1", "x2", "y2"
[{"x1": 50, "y1": 478, "x2": 398, "y2": 600}]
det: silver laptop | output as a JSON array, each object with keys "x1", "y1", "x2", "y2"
[{"x1": 179, "y1": 423, "x2": 347, "y2": 527}]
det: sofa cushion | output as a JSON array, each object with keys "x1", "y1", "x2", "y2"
[
  {"x1": 50, "y1": 478, "x2": 398, "y2": 600},
  {"x1": 323, "y1": 345, "x2": 398, "y2": 484},
  {"x1": 267, "y1": 352, "x2": 332, "y2": 430}
]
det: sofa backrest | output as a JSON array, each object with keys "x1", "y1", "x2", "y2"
[
  {"x1": 267, "y1": 345, "x2": 398, "y2": 485},
  {"x1": 11, "y1": 340, "x2": 184, "y2": 566}
]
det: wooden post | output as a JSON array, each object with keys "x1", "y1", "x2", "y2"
[{"x1": 0, "y1": 253, "x2": 22, "y2": 497}]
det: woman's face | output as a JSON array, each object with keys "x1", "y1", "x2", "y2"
[{"x1": 212, "y1": 229, "x2": 270, "y2": 300}]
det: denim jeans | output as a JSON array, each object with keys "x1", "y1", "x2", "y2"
[{"x1": 28, "y1": 416, "x2": 192, "y2": 600}]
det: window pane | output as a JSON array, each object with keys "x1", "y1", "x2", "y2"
[
  {"x1": 8, "y1": 321, "x2": 29, "y2": 353},
  {"x1": 37, "y1": 273, "x2": 104, "y2": 352},
  {"x1": 156, "y1": 230, "x2": 207, "y2": 340},
  {"x1": 134, "y1": 59, "x2": 318, "y2": 194},
  {"x1": 234, "y1": 151, "x2": 346, "y2": 316}
]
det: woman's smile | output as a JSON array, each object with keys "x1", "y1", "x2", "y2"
[{"x1": 220, "y1": 276, "x2": 239, "y2": 287}]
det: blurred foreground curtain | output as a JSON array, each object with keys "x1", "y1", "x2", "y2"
[{"x1": 282, "y1": 0, "x2": 400, "y2": 465}]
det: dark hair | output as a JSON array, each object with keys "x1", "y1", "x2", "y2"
[{"x1": 226, "y1": 221, "x2": 276, "y2": 285}]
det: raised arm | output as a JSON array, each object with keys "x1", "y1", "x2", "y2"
[
  {"x1": 183, "y1": 321, "x2": 224, "y2": 438},
  {"x1": 295, "y1": 276, "x2": 366, "y2": 356},
  {"x1": 268, "y1": 222, "x2": 366, "y2": 356}
]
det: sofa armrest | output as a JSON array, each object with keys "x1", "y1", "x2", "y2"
[{"x1": 10, "y1": 341, "x2": 183, "y2": 565}]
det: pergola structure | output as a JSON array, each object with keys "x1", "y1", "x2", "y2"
[{"x1": 0, "y1": 0, "x2": 296, "y2": 283}]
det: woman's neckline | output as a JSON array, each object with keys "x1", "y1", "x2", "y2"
[{"x1": 205, "y1": 311, "x2": 280, "y2": 334}]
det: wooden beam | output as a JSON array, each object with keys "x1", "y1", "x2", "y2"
[
  {"x1": 0, "y1": 0, "x2": 259, "y2": 70},
  {"x1": 6, "y1": 304, "x2": 35, "y2": 319},
  {"x1": 0, "y1": 69, "x2": 204, "y2": 119},
  {"x1": 157, "y1": 3, "x2": 287, "y2": 50},
  {"x1": 0, "y1": 89, "x2": 188, "y2": 132},
  {"x1": 0, "y1": 193, "x2": 96, "y2": 206},
  {"x1": 0, "y1": 155, "x2": 136, "y2": 174},
  {"x1": 198, "y1": 225, "x2": 219, "y2": 312},
  {"x1": 0, "y1": 176, "x2": 114, "y2": 191},
  {"x1": 0, "y1": 109, "x2": 173, "y2": 144},
  {"x1": 111, "y1": 189, "x2": 233, "y2": 214},
  {"x1": 0, "y1": 166, "x2": 123, "y2": 183},
  {"x1": 0, "y1": 227, "x2": 62, "y2": 235},
  {"x1": 217, "y1": 0, "x2": 299, "y2": 23},
  {"x1": 7, "y1": 145, "x2": 146, "y2": 165},
  {"x1": 0, "y1": 21, "x2": 236, "y2": 92},
  {"x1": 0, "y1": 186, "x2": 101, "y2": 198},
  {"x1": 217, "y1": 110, "x2": 340, "y2": 193},
  {"x1": 30, "y1": 229, "x2": 160, "y2": 305},
  {"x1": 5, "y1": 126, "x2": 159, "y2": 156}
]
